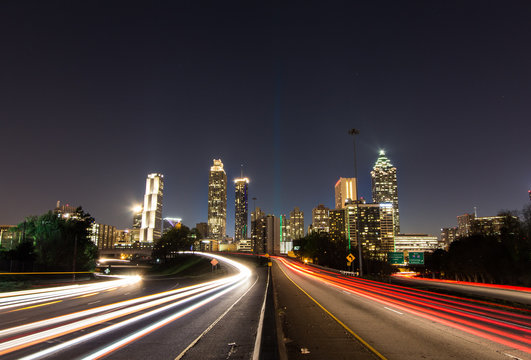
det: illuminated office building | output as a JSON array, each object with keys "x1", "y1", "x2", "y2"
[
  {"x1": 91, "y1": 223, "x2": 116, "y2": 250},
  {"x1": 288, "y1": 207, "x2": 305, "y2": 240},
  {"x1": 279, "y1": 214, "x2": 292, "y2": 254},
  {"x1": 251, "y1": 207, "x2": 265, "y2": 253},
  {"x1": 335, "y1": 178, "x2": 357, "y2": 209},
  {"x1": 471, "y1": 216, "x2": 509, "y2": 236},
  {"x1": 394, "y1": 234, "x2": 439, "y2": 253},
  {"x1": 441, "y1": 227, "x2": 458, "y2": 249},
  {"x1": 312, "y1": 204, "x2": 329, "y2": 233},
  {"x1": 371, "y1": 151, "x2": 400, "y2": 234},
  {"x1": 345, "y1": 202, "x2": 395, "y2": 259},
  {"x1": 208, "y1": 159, "x2": 227, "y2": 239},
  {"x1": 329, "y1": 209, "x2": 346, "y2": 243},
  {"x1": 115, "y1": 229, "x2": 134, "y2": 248},
  {"x1": 457, "y1": 213, "x2": 475, "y2": 238},
  {"x1": 0, "y1": 225, "x2": 18, "y2": 250},
  {"x1": 140, "y1": 173, "x2": 164, "y2": 243},
  {"x1": 234, "y1": 177, "x2": 249, "y2": 241},
  {"x1": 54, "y1": 201, "x2": 78, "y2": 218}
]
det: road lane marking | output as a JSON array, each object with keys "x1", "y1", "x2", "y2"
[
  {"x1": 174, "y1": 275, "x2": 260, "y2": 360},
  {"x1": 8, "y1": 300, "x2": 62, "y2": 312},
  {"x1": 88, "y1": 301, "x2": 101, "y2": 305},
  {"x1": 276, "y1": 260, "x2": 388, "y2": 360},
  {"x1": 252, "y1": 269, "x2": 270, "y2": 360},
  {"x1": 384, "y1": 307, "x2": 403, "y2": 315},
  {"x1": 74, "y1": 292, "x2": 99, "y2": 299}
]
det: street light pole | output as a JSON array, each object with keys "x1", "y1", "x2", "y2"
[
  {"x1": 348, "y1": 128, "x2": 363, "y2": 277},
  {"x1": 252, "y1": 197, "x2": 257, "y2": 254},
  {"x1": 72, "y1": 234, "x2": 77, "y2": 282}
]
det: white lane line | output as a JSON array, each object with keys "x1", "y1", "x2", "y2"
[
  {"x1": 252, "y1": 268, "x2": 270, "y2": 360},
  {"x1": 384, "y1": 307, "x2": 403, "y2": 315},
  {"x1": 88, "y1": 301, "x2": 101, "y2": 305},
  {"x1": 342, "y1": 290, "x2": 351, "y2": 295},
  {"x1": 503, "y1": 353, "x2": 522, "y2": 360},
  {"x1": 174, "y1": 275, "x2": 259, "y2": 360}
]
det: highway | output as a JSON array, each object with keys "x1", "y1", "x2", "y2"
[
  {"x1": 0, "y1": 253, "x2": 269, "y2": 360},
  {"x1": 273, "y1": 257, "x2": 531, "y2": 360},
  {"x1": 391, "y1": 274, "x2": 531, "y2": 306}
]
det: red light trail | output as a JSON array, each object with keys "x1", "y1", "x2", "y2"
[{"x1": 276, "y1": 257, "x2": 531, "y2": 355}]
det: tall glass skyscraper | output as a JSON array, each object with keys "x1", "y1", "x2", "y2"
[
  {"x1": 234, "y1": 177, "x2": 249, "y2": 241},
  {"x1": 140, "y1": 173, "x2": 164, "y2": 243},
  {"x1": 371, "y1": 151, "x2": 399, "y2": 234},
  {"x1": 208, "y1": 159, "x2": 227, "y2": 239}
]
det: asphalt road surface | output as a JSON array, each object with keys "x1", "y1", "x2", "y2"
[
  {"x1": 0, "y1": 253, "x2": 270, "y2": 360},
  {"x1": 273, "y1": 257, "x2": 531, "y2": 360}
]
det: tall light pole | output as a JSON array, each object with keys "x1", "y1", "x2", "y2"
[
  {"x1": 348, "y1": 128, "x2": 363, "y2": 277},
  {"x1": 252, "y1": 197, "x2": 257, "y2": 254}
]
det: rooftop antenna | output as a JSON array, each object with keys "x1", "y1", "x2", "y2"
[
  {"x1": 474, "y1": 206, "x2": 477, "y2": 217},
  {"x1": 240, "y1": 164, "x2": 243, "y2": 178}
]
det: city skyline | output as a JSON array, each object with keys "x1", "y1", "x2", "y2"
[
  {"x1": 1, "y1": 2, "x2": 530, "y2": 238},
  {"x1": 2, "y1": 148, "x2": 530, "y2": 240}
]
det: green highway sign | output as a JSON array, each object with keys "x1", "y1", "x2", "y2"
[
  {"x1": 388, "y1": 252, "x2": 404, "y2": 265},
  {"x1": 409, "y1": 252, "x2": 425, "y2": 265}
]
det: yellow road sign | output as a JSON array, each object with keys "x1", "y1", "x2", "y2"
[
  {"x1": 346, "y1": 253, "x2": 355, "y2": 262},
  {"x1": 264, "y1": 253, "x2": 270, "y2": 258}
]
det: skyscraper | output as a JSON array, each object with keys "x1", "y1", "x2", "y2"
[
  {"x1": 251, "y1": 207, "x2": 265, "y2": 253},
  {"x1": 208, "y1": 159, "x2": 227, "y2": 239},
  {"x1": 234, "y1": 177, "x2": 249, "y2": 241},
  {"x1": 311, "y1": 204, "x2": 330, "y2": 233},
  {"x1": 371, "y1": 150, "x2": 399, "y2": 234},
  {"x1": 335, "y1": 178, "x2": 357, "y2": 209},
  {"x1": 329, "y1": 209, "x2": 346, "y2": 243},
  {"x1": 457, "y1": 213, "x2": 475, "y2": 238},
  {"x1": 288, "y1": 207, "x2": 304, "y2": 240},
  {"x1": 345, "y1": 202, "x2": 395, "y2": 259},
  {"x1": 140, "y1": 173, "x2": 164, "y2": 243}
]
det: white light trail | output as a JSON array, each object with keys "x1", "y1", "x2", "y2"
[
  {"x1": 0, "y1": 276, "x2": 141, "y2": 311},
  {"x1": 0, "y1": 252, "x2": 252, "y2": 360}
]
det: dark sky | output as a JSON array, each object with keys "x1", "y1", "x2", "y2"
[{"x1": 1, "y1": 1, "x2": 530, "y2": 237}]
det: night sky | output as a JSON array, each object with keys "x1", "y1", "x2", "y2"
[{"x1": 1, "y1": 1, "x2": 530, "y2": 237}]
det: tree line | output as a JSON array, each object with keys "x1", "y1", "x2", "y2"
[
  {"x1": 151, "y1": 225, "x2": 199, "y2": 262},
  {"x1": 294, "y1": 232, "x2": 393, "y2": 276},
  {"x1": 0, "y1": 208, "x2": 97, "y2": 272},
  {"x1": 424, "y1": 205, "x2": 531, "y2": 286}
]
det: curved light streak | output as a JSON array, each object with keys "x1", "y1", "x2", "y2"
[
  {"x1": 0, "y1": 252, "x2": 252, "y2": 359},
  {"x1": 0, "y1": 276, "x2": 141, "y2": 311}
]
